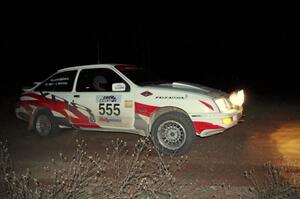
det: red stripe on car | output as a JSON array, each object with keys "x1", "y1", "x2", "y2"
[
  {"x1": 77, "y1": 123, "x2": 100, "y2": 128},
  {"x1": 20, "y1": 92, "x2": 100, "y2": 128},
  {"x1": 193, "y1": 121, "x2": 224, "y2": 135},
  {"x1": 199, "y1": 100, "x2": 214, "y2": 111},
  {"x1": 135, "y1": 102, "x2": 159, "y2": 117}
]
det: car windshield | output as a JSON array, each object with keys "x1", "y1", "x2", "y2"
[{"x1": 115, "y1": 65, "x2": 169, "y2": 86}]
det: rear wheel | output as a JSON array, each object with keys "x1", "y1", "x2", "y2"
[
  {"x1": 151, "y1": 112, "x2": 195, "y2": 155},
  {"x1": 33, "y1": 110, "x2": 60, "y2": 136}
]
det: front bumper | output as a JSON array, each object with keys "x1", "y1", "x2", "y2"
[{"x1": 191, "y1": 107, "x2": 243, "y2": 137}]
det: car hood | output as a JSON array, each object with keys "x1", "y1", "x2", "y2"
[{"x1": 143, "y1": 81, "x2": 227, "y2": 98}]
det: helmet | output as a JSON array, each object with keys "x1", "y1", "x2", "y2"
[{"x1": 93, "y1": 75, "x2": 108, "y2": 91}]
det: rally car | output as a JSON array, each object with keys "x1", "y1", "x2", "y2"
[{"x1": 15, "y1": 64, "x2": 244, "y2": 155}]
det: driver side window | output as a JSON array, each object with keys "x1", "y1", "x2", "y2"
[{"x1": 76, "y1": 68, "x2": 130, "y2": 92}]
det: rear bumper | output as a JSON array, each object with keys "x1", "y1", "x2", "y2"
[
  {"x1": 15, "y1": 104, "x2": 30, "y2": 122},
  {"x1": 190, "y1": 107, "x2": 243, "y2": 137}
]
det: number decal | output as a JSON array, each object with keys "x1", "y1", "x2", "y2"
[
  {"x1": 99, "y1": 103, "x2": 105, "y2": 115},
  {"x1": 99, "y1": 103, "x2": 121, "y2": 116},
  {"x1": 113, "y1": 104, "x2": 120, "y2": 115},
  {"x1": 106, "y1": 103, "x2": 113, "y2": 115}
]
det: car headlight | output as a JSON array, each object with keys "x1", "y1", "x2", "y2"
[
  {"x1": 229, "y1": 89, "x2": 244, "y2": 107},
  {"x1": 215, "y1": 98, "x2": 231, "y2": 112}
]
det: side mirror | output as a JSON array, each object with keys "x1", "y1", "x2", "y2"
[{"x1": 112, "y1": 83, "x2": 126, "y2": 92}]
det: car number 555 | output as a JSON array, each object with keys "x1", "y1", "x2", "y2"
[{"x1": 99, "y1": 103, "x2": 120, "y2": 116}]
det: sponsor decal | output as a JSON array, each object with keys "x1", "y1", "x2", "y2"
[
  {"x1": 96, "y1": 95, "x2": 121, "y2": 116},
  {"x1": 141, "y1": 91, "x2": 153, "y2": 97},
  {"x1": 191, "y1": 114, "x2": 202, "y2": 117},
  {"x1": 193, "y1": 121, "x2": 224, "y2": 135},
  {"x1": 125, "y1": 100, "x2": 133, "y2": 108},
  {"x1": 155, "y1": 96, "x2": 184, "y2": 99},
  {"x1": 98, "y1": 116, "x2": 122, "y2": 123},
  {"x1": 96, "y1": 95, "x2": 121, "y2": 103},
  {"x1": 50, "y1": 77, "x2": 69, "y2": 82},
  {"x1": 45, "y1": 77, "x2": 70, "y2": 86}
]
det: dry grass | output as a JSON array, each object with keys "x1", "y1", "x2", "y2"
[
  {"x1": 3, "y1": 137, "x2": 300, "y2": 199},
  {"x1": 0, "y1": 138, "x2": 187, "y2": 199},
  {"x1": 245, "y1": 161, "x2": 300, "y2": 199}
]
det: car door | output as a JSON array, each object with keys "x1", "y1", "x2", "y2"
[{"x1": 70, "y1": 68, "x2": 134, "y2": 129}]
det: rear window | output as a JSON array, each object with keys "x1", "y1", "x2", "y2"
[{"x1": 35, "y1": 70, "x2": 77, "y2": 92}]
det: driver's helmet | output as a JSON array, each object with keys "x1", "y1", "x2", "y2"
[{"x1": 93, "y1": 75, "x2": 107, "y2": 91}]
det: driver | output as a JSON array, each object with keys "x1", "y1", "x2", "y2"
[{"x1": 93, "y1": 75, "x2": 108, "y2": 91}]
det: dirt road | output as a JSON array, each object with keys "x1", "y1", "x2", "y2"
[{"x1": 1, "y1": 94, "x2": 299, "y2": 198}]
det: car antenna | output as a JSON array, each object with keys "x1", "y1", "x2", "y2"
[{"x1": 97, "y1": 38, "x2": 101, "y2": 64}]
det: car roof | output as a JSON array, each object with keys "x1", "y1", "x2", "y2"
[
  {"x1": 57, "y1": 64, "x2": 115, "y2": 72},
  {"x1": 57, "y1": 64, "x2": 139, "y2": 73}
]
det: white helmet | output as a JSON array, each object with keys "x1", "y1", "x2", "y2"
[{"x1": 93, "y1": 75, "x2": 108, "y2": 91}]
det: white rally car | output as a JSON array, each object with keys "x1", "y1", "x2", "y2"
[{"x1": 16, "y1": 64, "x2": 244, "y2": 154}]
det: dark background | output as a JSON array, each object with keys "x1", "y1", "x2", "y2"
[{"x1": 1, "y1": 10, "x2": 299, "y2": 98}]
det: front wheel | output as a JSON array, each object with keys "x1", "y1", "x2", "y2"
[
  {"x1": 151, "y1": 112, "x2": 195, "y2": 155},
  {"x1": 33, "y1": 110, "x2": 60, "y2": 136}
]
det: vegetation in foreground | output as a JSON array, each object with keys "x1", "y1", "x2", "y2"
[{"x1": 1, "y1": 138, "x2": 300, "y2": 199}]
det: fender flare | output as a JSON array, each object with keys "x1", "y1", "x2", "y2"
[{"x1": 148, "y1": 106, "x2": 192, "y2": 136}]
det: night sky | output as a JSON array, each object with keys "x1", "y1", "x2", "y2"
[{"x1": 2, "y1": 10, "x2": 299, "y2": 98}]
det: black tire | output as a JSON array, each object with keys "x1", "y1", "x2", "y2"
[
  {"x1": 151, "y1": 111, "x2": 195, "y2": 155},
  {"x1": 33, "y1": 109, "x2": 60, "y2": 136}
]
